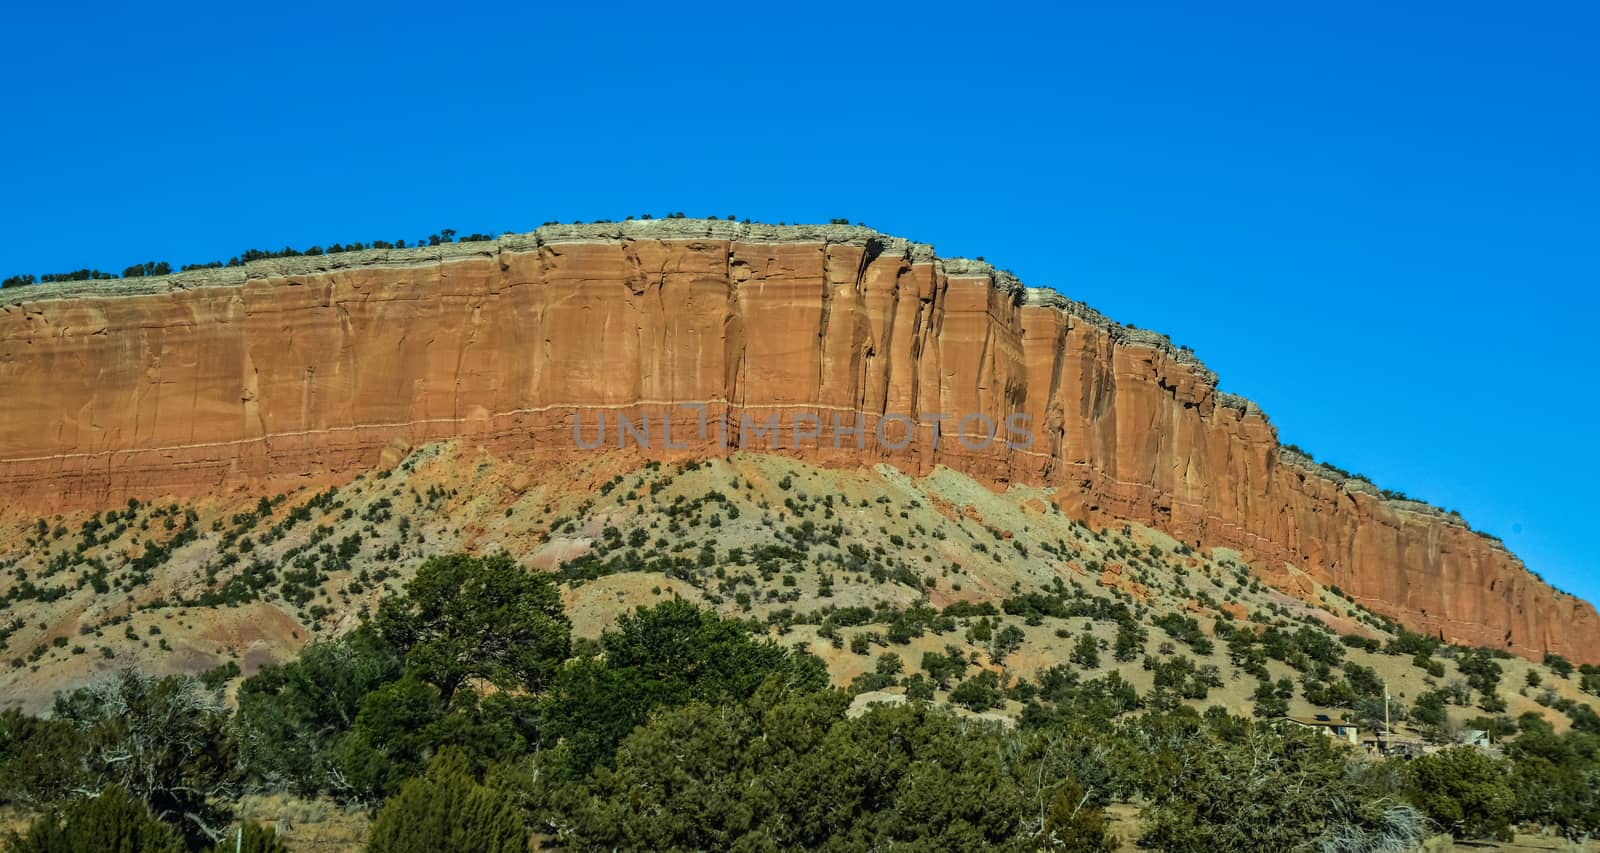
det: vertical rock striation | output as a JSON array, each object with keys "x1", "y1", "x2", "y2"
[{"x1": 1, "y1": 219, "x2": 1594, "y2": 662}]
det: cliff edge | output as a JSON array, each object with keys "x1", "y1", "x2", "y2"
[{"x1": 2, "y1": 219, "x2": 1595, "y2": 662}]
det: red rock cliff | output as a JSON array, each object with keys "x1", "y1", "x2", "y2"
[{"x1": 2, "y1": 220, "x2": 1595, "y2": 662}]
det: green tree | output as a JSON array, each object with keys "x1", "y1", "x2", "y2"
[
  {"x1": 334, "y1": 673, "x2": 447, "y2": 800},
  {"x1": 1113, "y1": 621, "x2": 1145, "y2": 662},
  {"x1": 374, "y1": 553, "x2": 570, "y2": 703},
  {"x1": 602, "y1": 598, "x2": 817, "y2": 698},
  {"x1": 1042, "y1": 780, "x2": 1118, "y2": 852},
  {"x1": 1070, "y1": 634, "x2": 1101, "y2": 669},
  {"x1": 558, "y1": 698, "x2": 776, "y2": 849},
  {"x1": 365, "y1": 749, "x2": 523, "y2": 853},
  {"x1": 560, "y1": 695, "x2": 1037, "y2": 850},
  {"x1": 535, "y1": 656, "x2": 653, "y2": 781},
  {"x1": 1505, "y1": 727, "x2": 1600, "y2": 840},
  {"x1": 811, "y1": 702, "x2": 1031, "y2": 849},
  {"x1": 1022, "y1": 669, "x2": 1141, "y2": 729},
  {"x1": 903, "y1": 673, "x2": 936, "y2": 701},
  {"x1": 1344, "y1": 663, "x2": 1383, "y2": 697},
  {"x1": 991, "y1": 624, "x2": 1026, "y2": 664},
  {"x1": 235, "y1": 628, "x2": 401, "y2": 795},
  {"x1": 541, "y1": 600, "x2": 825, "y2": 776},
  {"x1": 1405, "y1": 747, "x2": 1516, "y2": 840},
  {"x1": 949, "y1": 670, "x2": 1005, "y2": 712},
  {"x1": 1251, "y1": 680, "x2": 1289, "y2": 718},
  {"x1": 51, "y1": 669, "x2": 236, "y2": 847},
  {"x1": 9, "y1": 784, "x2": 184, "y2": 853},
  {"x1": 1457, "y1": 650, "x2": 1504, "y2": 698},
  {"x1": 0, "y1": 709, "x2": 91, "y2": 807},
  {"x1": 922, "y1": 647, "x2": 969, "y2": 688},
  {"x1": 1412, "y1": 690, "x2": 1448, "y2": 728},
  {"x1": 1140, "y1": 721, "x2": 1358, "y2": 852}
]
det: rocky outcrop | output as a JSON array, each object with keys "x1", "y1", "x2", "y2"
[{"x1": 2, "y1": 219, "x2": 1595, "y2": 662}]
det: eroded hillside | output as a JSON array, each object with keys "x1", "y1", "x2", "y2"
[{"x1": 4, "y1": 446, "x2": 1595, "y2": 748}]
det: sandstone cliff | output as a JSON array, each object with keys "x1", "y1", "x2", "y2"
[{"x1": 2, "y1": 219, "x2": 1595, "y2": 662}]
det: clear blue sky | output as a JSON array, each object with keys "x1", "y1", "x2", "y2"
[{"x1": 3, "y1": 2, "x2": 1596, "y2": 606}]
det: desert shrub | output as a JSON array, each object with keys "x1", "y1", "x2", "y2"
[
  {"x1": 554, "y1": 696, "x2": 1057, "y2": 851},
  {"x1": 1262, "y1": 625, "x2": 1344, "y2": 668},
  {"x1": 903, "y1": 674, "x2": 936, "y2": 701},
  {"x1": 1152, "y1": 613, "x2": 1213, "y2": 656},
  {"x1": 48, "y1": 669, "x2": 236, "y2": 847},
  {"x1": 1339, "y1": 633, "x2": 1382, "y2": 653},
  {"x1": 1456, "y1": 649, "x2": 1504, "y2": 698},
  {"x1": 1385, "y1": 629, "x2": 1441, "y2": 658},
  {"x1": 207, "y1": 822, "x2": 289, "y2": 853},
  {"x1": 1022, "y1": 669, "x2": 1141, "y2": 728},
  {"x1": 199, "y1": 660, "x2": 242, "y2": 691},
  {"x1": 1313, "y1": 803, "x2": 1430, "y2": 853},
  {"x1": 1343, "y1": 663, "x2": 1384, "y2": 697},
  {"x1": 9, "y1": 784, "x2": 184, "y2": 853},
  {"x1": 1144, "y1": 655, "x2": 1222, "y2": 702},
  {"x1": 1545, "y1": 654, "x2": 1574, "y2": 678},
  {"x1": 1139, "y1": 722, "x2": 1364, "y2": 852},
  {"x1": 366, "y1": 749, "x2": 523, "y2": 853}
]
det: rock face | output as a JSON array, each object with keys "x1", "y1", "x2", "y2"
[{"x1": 2, "y1": 219, "x2": 1596, "y2": 662}]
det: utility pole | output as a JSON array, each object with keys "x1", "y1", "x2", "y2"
[{"x1": 1383, "y1": 679, "x2": 1391, "y2": 754}]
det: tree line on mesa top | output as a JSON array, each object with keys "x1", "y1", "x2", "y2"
[
  {"x1": 0, "y1": 214, "x2": 879, "y2": 290},
  {"x1": 1, "y1": 229, "x2": 491, "y2": 289}
]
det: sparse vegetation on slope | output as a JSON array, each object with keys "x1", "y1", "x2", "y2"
[
  {"x1": 3, "y1": 552, "x2": 1598, "y2": 851},
  {"x1": 2, "y1": 450, "x2": 1599, "y2": 849}
]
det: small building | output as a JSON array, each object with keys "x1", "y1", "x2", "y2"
[
  {"x1": 1458, "y1": 729, "x2": 1491, "y2": 748},
  {"x1": 1361, "y1": 732, "x2": 1425, "y2": 757},
  {"x1": 1279, "y1": 714, "x2": 1360, "y2": 745}
]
